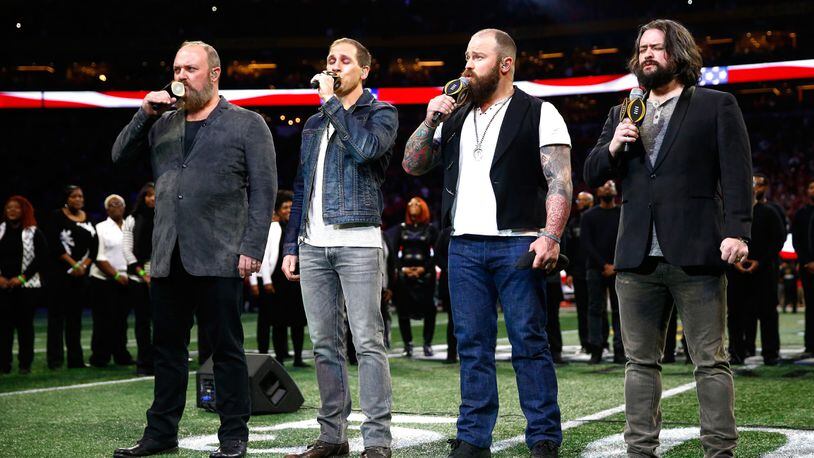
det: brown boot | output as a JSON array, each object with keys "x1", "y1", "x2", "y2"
[{"x1": 284, "y1": 440, "x2": 350, "y2": 458}]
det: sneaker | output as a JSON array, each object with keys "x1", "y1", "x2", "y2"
[{"x1": 447, "y1": 439, "x2": 491, "y2": 457}]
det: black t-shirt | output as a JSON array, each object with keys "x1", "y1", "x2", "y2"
[
  {"x1": 184, "y1": 120, "x2": 205, "y2": 158},
  {"x1": 47, "y1": 209, "x2": 98, "y2": 271}
]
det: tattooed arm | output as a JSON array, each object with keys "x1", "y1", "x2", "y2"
[
  {"x1": 402, "y1": 122, "x2": 442, "y2": 176},
  {"x1": 529, "y1": 144, "x2": 573, "y2": 271}
]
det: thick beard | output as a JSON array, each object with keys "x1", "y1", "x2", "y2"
[
  {"x1": 182, "y1": 79, "x2": 215, "y2": 113},
  {"x1": 634, "y1": 60, "x2": 676, "y2": 91},
  {"x1": 463, "y1": 64, "x2": 500, "y2": 106}
]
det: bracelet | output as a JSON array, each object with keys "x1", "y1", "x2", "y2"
[
  {"x1": 17, "y1": 275, "x2": 27, "y2": 285},
  {"x1": 422, "y1": 120, "x2": 438, "y2": 130},
  {"x1": 137, "y1": 269, "x2": 146, "y2": 277},
  {"x1": 114, "y1": 272, "x2": 121, "y2": 280},
  {"x1": 71, "y1": 262, "x2": 81, "y2": 271},
  {"x1": 539, "y1": 230, "x2": 561, "y2": 245}
]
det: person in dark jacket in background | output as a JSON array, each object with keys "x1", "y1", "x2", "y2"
[
  {"x1": 0, "y1": 196, "x2": 48, "y2": 375},
  {"x1": 580, "y1": 180, "x2": 624, "y2": 364},
  {"x1": 791, "y1": 180, "x2": 814, "y2": 357},
  {"x1": 564, "y1": 191, "x2": 594, "y2": 353}
]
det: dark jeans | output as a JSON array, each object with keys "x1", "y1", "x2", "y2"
[
  {"x1": 0, "y1": 288, "x2": 38, "y2": 372},
  {"x1": 448, "y1": 235, "x2": 561, "y2": 448},
  {"x1": 144, "y1": 250, "x2": 249, "y2": 443},
  {"x1": 130, "y1": 281, "x2": 154, "y2": 372},
  {"x1": 89, "y1": 278, "x2": 132, "y2": 366},
  {"x1": 616, "y1": 260, "x2": 736, "y2": 457},
  {"x1": 586, "y1": 269, "x2": 622, "y2": 355},
  {"x1": 47, "y1": 274, "x2": 87, "y2": 368},
  {"x1": 799, "y1": 270, "x2": 814, "y2": 352},
  {"x1": 572, "y1": 273, "x2": 590, "y2": 349}
]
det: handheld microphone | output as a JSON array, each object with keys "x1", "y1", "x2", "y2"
[
  {"x1": 150, "y1": 81, "x2": 185, "y2": 111},
  {"x1": 310, "y1": 71, "x2": 342, "y2": 90},
  {"x1": 431, "y1": 77, "x2": 470, "y2": 125},
  {"x1": 622, "y1": 87, "x2": 646, "y2": 153}
]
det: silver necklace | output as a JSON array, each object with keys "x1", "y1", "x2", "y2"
[{"x1": 472, "y1": 97, "x2": 511, "y2": 161}]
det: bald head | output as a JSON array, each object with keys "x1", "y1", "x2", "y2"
[{"x1": 473, "y1": 29, "x2": 517, "y2": 62}]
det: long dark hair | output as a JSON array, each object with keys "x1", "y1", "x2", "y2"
[
  {"x1": 131, "y1": 182, "x2": 155, "y2": 262},
  {"x1": 130, "y1": 182, "x2": 155, "y2": 217},
  {"x1": 627, "y1": 19, "x2": 702, "y2": 88}
]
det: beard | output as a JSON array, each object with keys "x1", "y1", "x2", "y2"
[
  {"x1": 181, "y1": 78, "x2": 215, "y2": 112},
  {"x1": 463, "y1": 63, "x2": 500, "y2": 106},
  {"x1": 633, "y1": 59, "x2": 676, "y2": 90}
]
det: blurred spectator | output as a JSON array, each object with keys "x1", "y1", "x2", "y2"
[
  {"x1": 564, "y1": 191, "x2": 594, "y2": 353},
  {"x1": 435, "y1": 227, "x2": 456, "y2": 363},
  {"x1": 45, "y1": 185, "x2": 97, "y2": 369},
  {"x1": 580, "y1": 181, "x2": 624, "y2": 364},
  {"x1": 792, "y1": 180, "x2": 814, "y2": 357},
  {"x1": 88, "y1": 194, "x2": 134, "y2": 367},
  {"x1": 122, "y1": 183, "x2": 155, "y2": 375},
  {"x1": 393, "y1": 197, "x2": 438, "y2": 357},
  {"x1": 0, "y1": 196, "x2": 48, "y2": 375}
]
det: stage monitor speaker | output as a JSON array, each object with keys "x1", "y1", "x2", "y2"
[{"x1": 196, "y1": 353, "x2": 305, "y2": 414}]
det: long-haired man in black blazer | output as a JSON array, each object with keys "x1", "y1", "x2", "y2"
[{"x1": 584, "y1": 19, "x2": 752, "y2": 457}]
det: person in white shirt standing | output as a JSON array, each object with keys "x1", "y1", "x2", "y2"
[
  {"x1": 89, "y1": 194, "x2": 135, "y2": 368},
  {"x1": 403, "y1": 29, "x2": 572, "y2": 458}
]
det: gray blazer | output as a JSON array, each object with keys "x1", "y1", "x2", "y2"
[{"x1": 112, "y1": 96, "x2": 278, "y2": 278}]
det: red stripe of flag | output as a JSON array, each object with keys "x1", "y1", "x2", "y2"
[
  {"x1": 728, "y1": 66, "x2": 814, "y2": 84},
  {"x1": 532, "y1": 74, "x2": 626, "y2": 87}
]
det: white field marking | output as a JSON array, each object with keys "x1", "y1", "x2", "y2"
[
  {"x1": 179, "y1": 412, "x2": 455, "y2": 454},
  {"x1": 0, "y1": 371, "x2": 193, "y2": 397},
  {"x1": 490, "y1": 381, "x2": 698, "y2": 452},
  {"x1": 581, "y1": 426, "x2": 814, "y2": 457}
]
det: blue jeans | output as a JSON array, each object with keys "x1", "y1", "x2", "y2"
[
  {"x1": 448, "y1": 235, "x2": 562, "y2": 449},
  {"x1": 299, "y1": 243, "x2": 392, "y2": 448}
]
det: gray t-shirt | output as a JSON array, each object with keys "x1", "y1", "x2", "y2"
[{"x1": 640, "y1": 96, "x2": 678, "y2": 257}]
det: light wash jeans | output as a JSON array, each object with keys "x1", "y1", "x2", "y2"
[{"x1": 299, "y1": 243, "x2": 392, "y2": 448}]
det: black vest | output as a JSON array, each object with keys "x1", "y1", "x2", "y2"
[{"x1": 440, "y1": 87, "x2": 546, "y2": 231}]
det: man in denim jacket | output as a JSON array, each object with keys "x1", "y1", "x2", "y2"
[{"x1": 281, "y1": 38, "x2": 398, "y2": 458}]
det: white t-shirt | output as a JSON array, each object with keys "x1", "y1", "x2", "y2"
[
  {"x1": 434, "y1": 97, "x2": 571, "y2": 236},
  {"x1": 304, "y1": 120, "x2": 381, "y2": 248},
  {"x1": 90, "y1": 217, "x2": 128, "y2": 280}
]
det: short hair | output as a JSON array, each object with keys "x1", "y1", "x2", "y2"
[
  {"x1": 627, "y1": 19, "x2": 702, "y2": 87},
  {"x1": 753, "y1": 172, "x2": 769, "y2": 182},
  {"x1": 473, "y1": 28, "x2": 517, "y2": 61},
  {"x1": 330, "y1": 38, "x2": 372, "y2": 68},
  {"x1": 104, "y1": 194, "x2": 125, "y2": 209},
  {"x1": 63, "y1": 184, "x2": 82, "y2": 204},
  {"x1": 275, "y1": 190, "x2": 294, "y2": 212},
  {"x1": 180, "y1": 40, "x2": 221, "y2": 70}
]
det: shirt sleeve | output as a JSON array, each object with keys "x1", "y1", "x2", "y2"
[
  {"x1": 121, "y1": 216, "x2": 138, "y2": 266},
  {"x1": 539, "y1": 102, "x2": 572, "y2": 148},
  {"x1": 265, "y1": 223, "x2": 282, "y2": 282},
  {"x1": 432, "y1": 122, "x2": 443, "y2": 142},
  {"x1": 94, "y1": 223, "x2": 108, "y2": 262}
]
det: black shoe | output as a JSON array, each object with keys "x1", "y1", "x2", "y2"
[
  {"x1": 764, "y1": 356, "x2": 780, "y2": 366},
  {"x1": 404, "y1": 342, "x2": 413, "y2": 358},
  {"x1": 444, "y1": 356, "x2": 458, "y2": 364},
  {"x1": 729, "y1": 355, "x2": 744, "y2": 365},
  {"x1": 423, "y1": 344, "x2": 434, "y2": 357},
  {"x1": 113, "y1": 438, "x2": 178, "y2": 457},
  {"x1": 19, "y1": 367, "x2": 31, "y2": 375},
  {"x1": 552, "y1": 352, "x2": 567, "y2": 365},
  {"x1": 361, "y1": 446, "x2": 392, "y2": 458},
  {"x1": 48, "y1": 361, "x2": 63, "y2": 370},
  {"x1": 613, "y1": 353, "x2": 626, "y2": 365},
  {"x1": 588, "y1": 350, "x2": 602, "y2": 365},
  {"x1": 210, "y1": 440, "x2": 247, "y2": 457},
  {"x1": 531, "y1": 440, "x2": 559, "y2": 457},
  {"x1": 447, "y1": 439, "x2": 491, "y2": 457},
  {"x1": 284, "y1": 440, "x2": 350, "y2": 457},
  {"x1": 293, "y1": 359, "x2": 310, "y2": 368}
]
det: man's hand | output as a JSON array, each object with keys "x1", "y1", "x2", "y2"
[
  {"x1": 529, "y1": 236, "x2": 560, "y2": 272},
  {"x1": 742, "y1": 259, "x2": 760, "y2": 274},
  {"x1": 141, "y1": 90, "x2": 177, "y2": 117},
  {"x1": 264, "y1": 283, "x2": 275, "y2": 294},
  {"x1": 312, "y1": 73, "x2": 336, "y2": 104},
  {"x1": 720, "y1": 237, "x2": 749, "y2": 264},
  {"x1": 804, "y1": 261, "x2": 814, "y2": 274},
  {"x1": 425, "y1": 94, "x2": 457, "y2": 127},
  {"x1": 382, "y1": 288, "x2": 393, "y2": 303},
  {"x1": 609, "y1": 118, "x2": 639, "y2": 157},
  {"x1": 238, "y1": 255, "x2": 262, "y2": 278},
  {"x1": 250, "y1": 284, "x2": 260, "y2": 297},
  {"x1": 602, "y1": 263, "x2": 616, "y2": 277},
  {"x1": 282, "y1": 255, "x2": 300, "y2": 281}
]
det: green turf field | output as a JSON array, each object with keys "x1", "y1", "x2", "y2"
[{"x1": 1, "y1": 308, "x2": 812, "y2": 457}]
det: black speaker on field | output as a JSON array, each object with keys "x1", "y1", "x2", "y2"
[{"x1": 196, "y1": 353, "x2": 304, "y2": 414}]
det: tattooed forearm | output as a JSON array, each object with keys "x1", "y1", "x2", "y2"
[
  {"x1": 541, "y1": 144, "x2": 573, "y2": 237},
  {"x1": 403, "y1": 123, "x2": 441, "y2": 176}
]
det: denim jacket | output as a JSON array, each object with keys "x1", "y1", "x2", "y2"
[{"x1": 283, "y1": 89, "x2": 398, "y2": 256}]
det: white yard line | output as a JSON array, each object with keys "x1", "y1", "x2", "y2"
[{"x1": 490, "y1": 381, "x2": 698, "y2": 452}]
